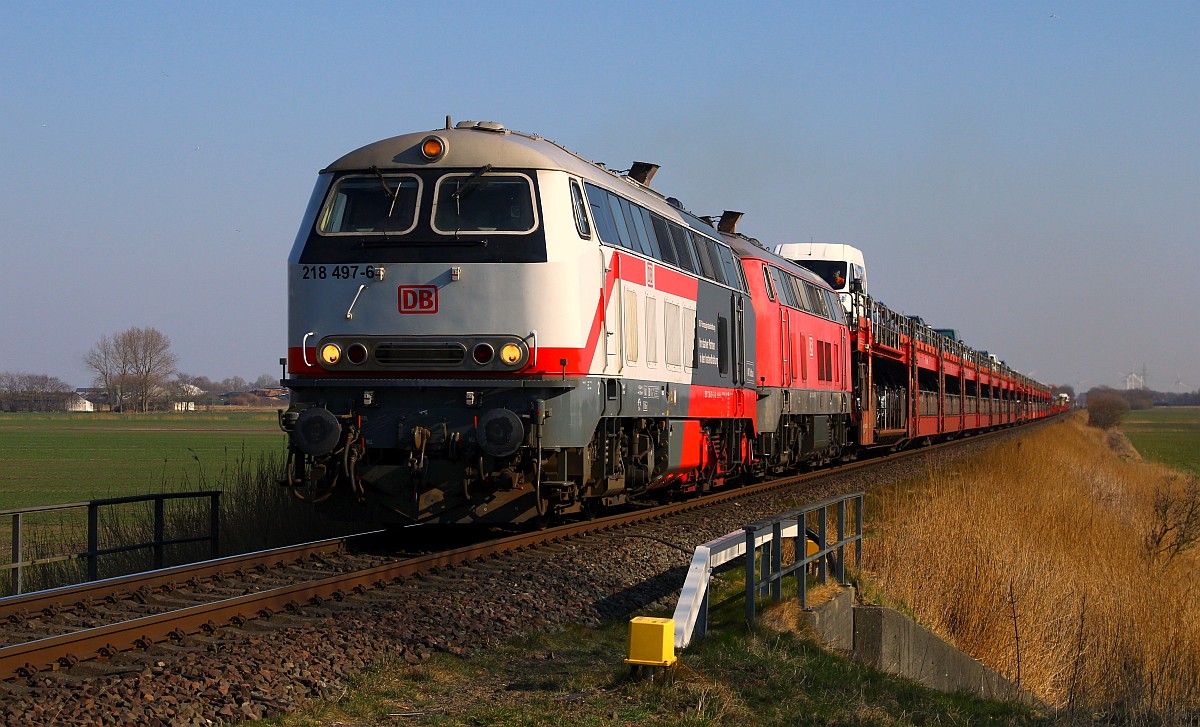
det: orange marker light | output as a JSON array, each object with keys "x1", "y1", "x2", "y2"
[{"x1": 421, "y1": 136, "x2": 445, "y2": 160}]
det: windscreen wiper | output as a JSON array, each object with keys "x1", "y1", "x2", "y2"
[
  {"x1": 369, "y1": 165, "x2": 404, "y2": 219},
  {"x1": 453, "y1": 164, "x2": 493, "y2": 205}
]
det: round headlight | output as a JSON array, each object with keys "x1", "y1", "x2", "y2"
[
  {"x1": 346, "y1": 343, "x2": 368, "y2": 365},
  {"x1": 499, "y1": 343, "x2": 522, "y2": 365},
  {"x1": 320, "y1": 343, "x2": 342, "y2": 366},
  {"x1": 472, "y1": 343, "x2": 495, "y2": 365}
]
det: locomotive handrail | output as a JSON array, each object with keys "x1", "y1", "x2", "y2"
[{"x1": 301, "y1": 331, "x2": 316, "y2": 366}]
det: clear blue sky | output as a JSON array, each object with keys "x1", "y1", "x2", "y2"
[{"x1": 2, "y1": 1, "x2": 1197, "y2": 393}]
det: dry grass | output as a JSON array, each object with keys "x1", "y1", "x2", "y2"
[{"x1": 864, "y1": 413, "x2": 1200, "y2": 722}]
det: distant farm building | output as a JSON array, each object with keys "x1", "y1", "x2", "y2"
[{"x1": 65, "y1": 394, "x2": 95, "y2": 412}]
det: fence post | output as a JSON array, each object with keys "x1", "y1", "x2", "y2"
[
  {"x1": 153, "y1": 497, "x2": 165, "y2": 570},
  {"x1": 837, "y1": 498, "x2": 847, "y2": 583},
  {"x1": 770, "y1": 521, "x2": 782, "y2": 603},
  {"x1": 12, "y1": 513, "x2": 22, "y2": 595},
  {"x1": 818, "y1": 507, "x2": 828, "y2": 585},
  {"x1": 87, "y1": 503, "x2": 99, "y2": 582},
  {"x1": 743, "y1": 526, "x2": 756, "y2": 624},
  {"x1": 209, "y1": 492, "x2": 221, "y2": 559},
  {"x1": 855, "y1": 494, "x2": 863, "y2": 571}
]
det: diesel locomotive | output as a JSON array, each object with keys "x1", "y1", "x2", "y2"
[{"x1": 278, "y1": 119, "x2": 1056, "y2": 525}]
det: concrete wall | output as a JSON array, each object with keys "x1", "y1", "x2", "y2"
[
  {"x1": 800, "y1": 587, "x2": 1036, "y2": 705},
  {"x1": 800, "y1": 586, "x2": 855, "y2": 651}
]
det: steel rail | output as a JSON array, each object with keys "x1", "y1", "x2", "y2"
[
  {"x1": 0, "y1": 419, "x2": 1053, "y2": 680},
  {"x1": 0, "y1": 534, "x2": 370, "y2": 620}
]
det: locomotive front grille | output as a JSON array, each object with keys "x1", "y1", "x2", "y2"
[{"x1": 375, "y1": 342, "x2": 466, "y2": 368}]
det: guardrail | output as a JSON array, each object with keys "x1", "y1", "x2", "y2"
[
  {"x1": 1, "y1": 491, "x2": 221, "y2": 595},
  {"x1": 671, "y1": 491, "x2": 863, "y2": 650}
]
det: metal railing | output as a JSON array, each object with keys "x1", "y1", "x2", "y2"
[
  {"x1": 743, "y1": 492, "x2": 863, "y2": 623},
  {"x1": 671, "y1": 491, "x2": 863, "y2": 650},
  {"x1": 2, "y1": 491, "x2": 221, "y2": 595}
]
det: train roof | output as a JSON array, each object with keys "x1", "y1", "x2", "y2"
[
  {"x1": 323, "y1": 121, "x2": 597, "y2": 174},
  {"x1": 323, "y1": 119, "x2": 722, "y2": 233},
  {"x1": 325, "y1": 119, "x2": 830, "y2": 295},
  {"x1": 720, "y1": 231, "x2": 832, "y2": 291}
]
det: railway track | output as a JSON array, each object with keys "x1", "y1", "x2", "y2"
[
  {"x1": 0, "y1": 477, "x2": 787, "y2": 680},
  {"x1": 0, "y1": 423, "x2": 1049, "y2": 688}
]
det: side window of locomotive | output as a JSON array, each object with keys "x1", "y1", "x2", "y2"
[
  {"x1": 824, "y1": 289, "x2": 845, "y2": 323},
  {"x1": 789, "y1": 276, "x2": 812, "y2": 312},
  {"x1": 669, "y1": 223, "x2": 698, "y2": 274},
  {"x1": 734, "y1": 257, "x2": 749, "y2": 292},
  {"x1": 432, "y1": 174, "x2": 535, "y2": 233},
  {"x1": 570, "y1": 180, "x2": 591, "y2": 239},
  {"x1": 770, "y1": 268, "x2": 796, "y2": 308},
  {"x1": 806, "y1": 282, "x2": 830, "y2": 318},
  {"x1": 691, "y1": 233, "x2": 717, "y2": 279},
  {"x1": 700, "y1": 237, "x2": 727, "y2": 285},
  {"x1": 762, "y1": 264, "x2": 776, "y2": 301},
  {"x1": 318, "y1": 175, "x2": 421, "y2": 235},
  {"x1": 617, "y1": 196, "x2": 656, "y2": 258},
  {"x1": 651, "y1": 215, "x2": 679, "y2": 267},
  {"x1": 632, "y1": 205, "x2": 661, "y2": 259},
  {"x1": 584, "y1": 183, "x2": 619, "y2": 244},
  {"x1": 605, "y1": 195, "x2": 635, "y2": 249},
  {"x1": 716, "y1": 244, "x2": 741, "y2": 291},
  {"x1": 638, "y1": 207, "x2": 667, "y2": 261}
]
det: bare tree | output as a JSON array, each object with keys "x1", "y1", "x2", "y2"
[
  {"x1": 0, "y1": 371, "x2": 74, "y2": 411},
  {"x1": 85, "y1": 334, "x2": 127, "y2": 411},
  {"x1": 85, "y1": 327, "x2": 178, "y2": 412}
]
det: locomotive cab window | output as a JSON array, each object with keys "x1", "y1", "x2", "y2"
[
  {"x1": 570, "y1": 180, "x2": 591, "y2": 239},
  {"x1": 318, "y1": 174, "x2": 421, "y2": 235},
  {"x1": 432, "y1": 173, "x2": 536, "y2": 234}
]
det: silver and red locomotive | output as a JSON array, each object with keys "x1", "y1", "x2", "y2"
[
  {"x1": 281, "y1": 120, "x2": 763, "y2": 524},
  {"x1": 279, "y1": 120, "x2": 1057, "y2": 525}
]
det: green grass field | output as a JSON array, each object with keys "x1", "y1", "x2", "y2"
[
  {"x1": 0, "y1": 411, "x2": 285, "y2": 510},
  {"x1": 1123, "y1": 407, "x2": 1200, "y2": 475}
]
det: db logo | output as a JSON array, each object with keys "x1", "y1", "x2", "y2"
[{"x1": 398, "y1": 286, "x2": 438, "y2": 314}]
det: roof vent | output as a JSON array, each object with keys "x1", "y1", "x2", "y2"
[
  {"x1": 718, "y1": 210, "x2": 744, "y2": 234},
  {"x1": 666, "y1": 197, "x2": 683, "y2": 209},
  {"x1": 628, "y1": 161, "x2": 659, "y2": 186},
  {"x1": 454, "y1": 120, "x2": 508, "y2": 133}
]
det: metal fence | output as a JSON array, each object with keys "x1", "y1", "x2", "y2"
[
  {"x1": 1, "y1": 491, "x2": 221, "y2": 595},
  {"x1": 743, "y1": 492, "x2": 863, "y2": 623},
  {"x1": 671, "y1": 491, "x2": 863, "y2": 650}
]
